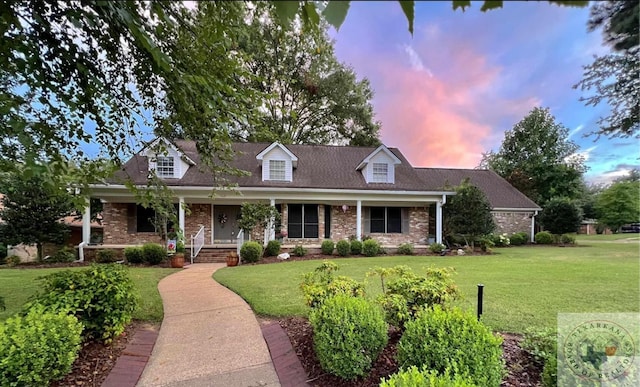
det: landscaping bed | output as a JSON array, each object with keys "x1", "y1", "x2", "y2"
[{"x1": 279, "y1": 317, "x2": 543, "y2": 387}]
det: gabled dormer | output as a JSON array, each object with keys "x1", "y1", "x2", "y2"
[
  {"x1": 256, "y1": 142, "x2": 298, "y2": 182},
  {"x1": 356, "y1": 145, "x2": 402, "y2": 184},
  {"x1": 141, "y1": 138, "x2": 195, "y2": 179}
]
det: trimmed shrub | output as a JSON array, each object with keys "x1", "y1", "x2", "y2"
[
  {"x1": 25, "y1": 264, "x2": 138, "y2": 342},
  {"x1": 5, "y1": 255, "x2": 20, "y2": 266},
  {"x1": 124, "y1": 246, "x2": 144, "y2": 264},
  {"x1": 240, "y1": 241, "x2": 263, "y2": 263},
  {"x1": 265, "y1": 240, "x2": 281, "y2": 257},
  {"x1": 292, "y1": 244, "x2": 307, "y2": 257},
  {"x1": 142, "y1": 243, "x2": 166, "y2": 265},
  {"x1": 535, "y1": 231, "x2": 554, "y2": 245},
  {"x1": 491, "y1": 233, "x2": 510, "y2": 247},
  {"x1": 300, "y1": 261, "x2": 365, "y2": 308},
  {"x1": 509, "y1": 232, "x2": 528, "y2": 246},
  {"x1": 350, "y1": 240, "x2": 363, "y2": 255},
  {"x1": 320, "y1": 240, "x2": 335, "y2": 255},
  {"x1": 336, "y1": 240, "x2": 351, "y2": 256},
  {"x1": 0, "y1": 305, "x2": 83, "y2": 386},
  {"x1": 397, "y1": 243, "x2": 414, "y2": 255},
  {"x1": 96, "y1": 249, "x2": 117, "y2": 263},
  {"x1": 0, "y1": 244, "x2": 7, "y2": 261},
  {"x1": 397, "y1": 306, "x2": 504, "y2": 386},
  {"x1": 477, "y1": 236, "x2": 495, "y2": 252},
  {"x1": 49, "y1": 246, "x2": 76, "y2": 263},
  {"x1": 560, "y1": 234, "x2": 576, "y2": 245},
  {"x1": 310, "y1": 295, "x2": 388, "y2": 380},
  {"x1": 380, "y1": 366, "x2": 477, "y2": 387},
  {"x1": 362, "y1": 239, "x2": 380, "y2": 257},
  {"x1": 429, "y1": 243, "x2": 446, "y2": 254}
]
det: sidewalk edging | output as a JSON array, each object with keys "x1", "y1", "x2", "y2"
[
  {"x1": 102, "y1": 327, "x2": 159, "y2": 387},
  {"x1": 261, "y1": 322, "x2": 310, "y2": 387}
]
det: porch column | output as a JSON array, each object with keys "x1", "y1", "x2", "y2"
[
  {"x1": 82, "y1": 198, "x2": 91, "y2": 244},
  {"x1": 178, "y1": 196, "x2": 185, "y2": 239},
  {"x1": 356, "y1": 200, "x2": 362, "y2": 241},
  {"x1": 435, "y1": 200, "x2": 443, "y2": 244},
  {"x1": 530, "y1": 210, "x2": 538, "y2": 242},
  {"x1": 269, "y1": 198, "x2": 276, "y2": 241}
]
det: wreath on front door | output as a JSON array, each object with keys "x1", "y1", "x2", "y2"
[{"x1": 218, "y1": 213, "x2": 228, "y2": 225}]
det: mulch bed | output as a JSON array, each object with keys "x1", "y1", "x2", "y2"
[
  {"x1": 50, "y1": 322, "x2": 143, "y2": 387},
  {"x1": 278, "y1": 317, "x2": 543, "y2": 387}
]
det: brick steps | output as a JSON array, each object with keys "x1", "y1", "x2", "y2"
[{"x1": 191, "y1": 248, "x2": 236, "y2": 263}]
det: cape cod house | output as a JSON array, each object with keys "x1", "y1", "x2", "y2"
[{"x1": 83, "y1": 138, "x2": 540, "y2": 261}]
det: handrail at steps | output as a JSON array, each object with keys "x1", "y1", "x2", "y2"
[
  {"x1": 236, "y1": 229, "x2": 244, "y2": 265},
  {"x1": 190, "y1": 226, "x2": 205, "y2": 264},
  {"x1": 77, "y1": 241, "x2": 87, "y2": 262}
]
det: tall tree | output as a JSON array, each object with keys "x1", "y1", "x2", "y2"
[
  {"x1": 595, "y1": 181, "x2": 640, "y2": 233},
  {"x1": 574, "y1": 0, "x2": 639, "y2": 138},
  {"x1": 444, "y1": 180, "x2": 495, "y2": 249},
  {"x1": 538, "y1": 198, "x2": 582, "y2": 235},
  {"x1": 0, "y1": 173, "x2": 76, "y2": 260},
  {"x1": 230, "y1": 4, "x2": 380, "y2": 146},
  {"x1": 480, "y1": 107, "x2": 586, "y2": 207}
]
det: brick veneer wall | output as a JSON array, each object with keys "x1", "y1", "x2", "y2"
[
  {"x1": 492, "y1": 211, "x2": 534, "y2": 236},
  {"x1": 185, "y1": 204, "x2": 211, "y2": 243},
  {"x1": 330, "y1": 205, "x2": 358, "y2": 241},
  {"x1": 102, "y1": 203, "x2": 162, "y2": 245},
  {"x1": 367, "y1": 207, "x2": 429, "y2": 245}
]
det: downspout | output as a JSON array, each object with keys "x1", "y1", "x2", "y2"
[{"x1": 530, "y1": 210, "x2": 538, "y2": 243}]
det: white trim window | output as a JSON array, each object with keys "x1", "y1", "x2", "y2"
[
  {"x1": 372, "y1": 162, "x2": 389, "y2": 183},
  {"x1": 156, "y1": 156, "x2": 175, "y2": 178},
  {"x1": 269, "y1": 160, "x2": 286, "y2": 181}
]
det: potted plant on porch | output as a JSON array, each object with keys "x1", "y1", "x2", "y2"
[{"x1": 170, "y1": 241, "x2": 185, "y2": 268}]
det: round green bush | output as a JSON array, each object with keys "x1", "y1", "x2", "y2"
[
  {"x1": 336, "y1": 240, "x2": 351, "y2": 256},
  {"x1": 350, "y1": 240, "x2": 363, "y2": 255},
  {"x1": 310, "y1": 295, "x2": 388, "y2": 380},
  {"x1": 240, "y1": 241, "x2": 263, "y2": 263},
  {"x1": 5, "y1": 255, "x2": 20, "y2": 266},
  {"x1": 142, "y1": 243, "x2": 166, "y2": 265},
  {"x1": 362, "y1": 239, "x2": 380, "y2": 257},
  {"x1": 560, "y1": 234, "x2": 576, "y2": 245},
  {"x1": 397, "y1": 243, "x2": 414, "y2": 255},
  {"x1": 292, "y1": 244, "x2": 307, "y2": 257},
  {"x1": 49, "y1": 246, "x2": 76, "y2": 263},
  {"x1": 320, "y1": 240, "x2": 335, "y2": 255},
  {"x1": 535, "y1": 231, "x2": 554, "y2": 245},
  {"x1": 0, "y1": 305, "x2": 83, "y2": 386},
  {"x1": 124, "y1": 246, "x2": 144, "y2": 264},
  {"x1": 26, "y1": 264, "x2": 138, "y2": 342},
  {"x1": 509, "y1": 232, "x2": 528, "y2": 246},
  {"x1": 429, "y1": 243, "x2": 446, "y2": 254},
  {"x1": 397, "y1": 306, "x2": 504, "y2": 386},
  {"x1": 380, "y1": 366, "x2": 477, "y2": 387},
  {"x1": 96, "y1": 249, "x2": 117, "y2": 263},
  {"x1": 265, "y1": 240, "x2": 281, "y2": 257}
]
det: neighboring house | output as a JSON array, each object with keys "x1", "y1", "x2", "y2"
[{"x1": 86, "y1": 138, "x2": 540, "y2": 259}]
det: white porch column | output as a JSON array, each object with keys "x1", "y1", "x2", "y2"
[
  {"x1": 269, "y1": 198, "x2": 276, "y2": 240},
  {"x1": 82, "y1": 198, "x2": 91, "y2": 244},
  {"x1": 435, "y1": 200, "x2": 443, "y2": 244},
  {"x1": 356, "y1": 200, "x2": 362, "y2": 241},
  {"x1": 530, "y1": 210, "x2": 538, "y2": 242},
  {"x1": 178, "y1": 196, "x2": 185, "y2": 239}
]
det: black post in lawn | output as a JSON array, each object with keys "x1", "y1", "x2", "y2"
[{"x1": 477, "y1": 284, "x2": 484, "y2": 321}]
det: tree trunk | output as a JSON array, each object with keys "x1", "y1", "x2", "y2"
[{"x1": 37, "y1": 243, "x2": 43, "y2": 262}]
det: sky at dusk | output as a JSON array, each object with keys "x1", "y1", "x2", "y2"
[{"x1": 329, "y1": 1, "x2": 639, "y2": 185}]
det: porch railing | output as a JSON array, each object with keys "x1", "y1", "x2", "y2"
[
  {"x1": 190, "y1": 226, "x2": 205, "y2": 264},
  {"x1": 236, "y1": 229, "x2": 244, "y2": 265}
]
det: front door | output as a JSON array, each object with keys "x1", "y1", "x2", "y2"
[{"x1": 213, "y1": 205, "x2": 242, "y2": 243}]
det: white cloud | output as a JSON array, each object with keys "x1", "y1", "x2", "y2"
[
  {"x1": 402, "y1": 44, "x2": 433, "y2": 77},
  {"x1": 571, "y1": 145, "x2": 597, "y2": 163},
  {"x1": 568, "y1": 124, "x2": 584, "y2": 139},
  {"x1": 587, "y1": 168, "x2": 633, "y2": 186}
]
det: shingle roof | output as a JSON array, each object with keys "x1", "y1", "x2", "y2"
[
  {"x1": 113, "y1": 140, "x2": 430, "y2": 191},
  {"x1": 415, "y1": 168, "x2": 541, "y2": 210}
]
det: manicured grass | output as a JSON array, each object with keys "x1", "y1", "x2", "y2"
[
  {"x1": 0, "y1": 266, "x2": 179, "y2": 322},
  {"x1": 574, "y1": 232, "x2": 640, "y2": 242},
  {"x1": 214, "y1": 242, "x2": 640, "y2": 333}
]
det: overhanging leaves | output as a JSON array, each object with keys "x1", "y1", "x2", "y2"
[
  {"x1": 322, "y1": 1, "x2": 350, "y2": 31},
  {"x1": 398, "y1": 1, "x2": 414, "y2": 34}
]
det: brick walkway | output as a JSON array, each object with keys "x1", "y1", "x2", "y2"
[
  {"x1": 102, "y1": 327, "x2": 158, "y2": 387},
  {"x1": 261, "y1": 322, "x2": 310, "y2": 387}
]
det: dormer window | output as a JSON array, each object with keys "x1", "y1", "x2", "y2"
[
  {"x1": 156, "y1": 156, "x2": 175, "y2": 178},
  {"x1": 372, "y1": 163, "x2": 389, "y2": 182},
  {"x1": 269, "y1": 160, "x2": 286, "y2": 181}
]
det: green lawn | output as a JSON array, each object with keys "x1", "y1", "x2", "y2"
[
  {"x1": 0, "y1": 266, "x2": 179, "y2": 322},
  {"x1": 214, "y1": 242, "x2": 640, "y2": 333},
  {"x1": 574, "y1": 232, "x2": 640, "y2": 242}
]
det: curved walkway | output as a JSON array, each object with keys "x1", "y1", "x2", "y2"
[{"x1": 137, "y1": 263, "x2": 280, "y2": 387}]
